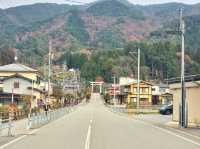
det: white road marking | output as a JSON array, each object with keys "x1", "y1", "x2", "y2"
[
  {"x1": 0, "y1": 129, "x2": 39, "y2": 149},
  {"x1": 167, "y1": 127, "x2": 200, "y2": 140},
  {"x1": 85, "y1": 123, "x2": 92, "y2": 149},
  {"x1": 0, "y1": 135, "x2": 27, "y2": 149},
  {"x1": 106, "y1": 107, "x2": 200, "y2": 147},
  {"x1": 152, "y1": 125, "x2": 200, "y2": 147}
]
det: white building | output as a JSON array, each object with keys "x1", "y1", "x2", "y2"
[
  {"x1": 152, "y1": 84, "x2": 171, "y2": 105},
  {"x1": 2, "y1": 74, "x2": 46, "y2": 108},
  {"x1": 119, "y1": 77, "x2": 136, "y2": 86}
]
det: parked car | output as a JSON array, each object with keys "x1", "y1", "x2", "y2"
[{"x1": 159, "y1": 104, "x2": 173, "y2": 115}]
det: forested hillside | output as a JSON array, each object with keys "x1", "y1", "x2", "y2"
[{"x1": 0, "y1": 0, "x2": 200, "y2": 82}]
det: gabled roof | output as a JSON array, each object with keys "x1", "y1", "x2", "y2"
[
  {"x1": 2, "y1": 73, "x2": 33, "y2": 82},
  {"x1": 127, "y1": 80, "x2": 153, "y2": 86},
  {"x1": 0, "y1": 63, "x2": 37, "y2": 72}
]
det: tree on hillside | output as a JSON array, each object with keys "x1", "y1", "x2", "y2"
[{"x1": 0, "y1": 46, "x2": 15, "y2": 65}]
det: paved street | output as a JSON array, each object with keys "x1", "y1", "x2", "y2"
[
  {"x1": 136, "y1": 114, "x2": 172, "y2": 125},
  {"x1": 0, "y1": 93, "x2": 200, "y2": 149}
]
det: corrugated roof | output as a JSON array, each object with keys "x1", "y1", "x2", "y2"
[
  {"x1": 0, "y1": 63, "x2": 37, "y2": 72},
  {"x1": 166, "y1": 74, "x2": 200, "y2": 84}
]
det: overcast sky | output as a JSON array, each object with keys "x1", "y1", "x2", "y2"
[{"x1": 0, "y1": 0, "x2": 199, "y2": 9}]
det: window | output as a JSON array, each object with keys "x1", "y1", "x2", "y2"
[{"x1": 14, "y1": 81, "x2": 19, "y2": 88}]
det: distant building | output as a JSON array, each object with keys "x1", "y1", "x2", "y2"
[
  {"x1": 0, "y1": 63, "x2": 48, "y2": 108},
  {"x1": 0, "y1": 63, "x2": 39, "y2": 81},
  {"x1": 168, "y1": 75, "x2": 200, "y2": 126},
  {"x1": 2, "y1": 74, "x2": 46, "y2": 108},
  {"x1": 63, "y1": 69, "x2": 81, "y2": 94},
  {"x1": 126, "y1": 81, "x2": 153, "y2": 105},
  {"x1": 107, "y1": 84, "x2": 120, "y2": 95},
  {"x1": 152, "y1": 84, "x2": 172, "y2": 105},
  {"x1": 119, "y1": 77, "x2": 136, "y2": 86}
]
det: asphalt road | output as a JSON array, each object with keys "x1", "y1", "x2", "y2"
[{"x1": 1, "y1": 93, "x2": 200, "y2": 149}]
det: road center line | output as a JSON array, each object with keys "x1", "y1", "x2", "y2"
[{"x1": 85, "y1": 123, "x2": 92, "y2": 149}]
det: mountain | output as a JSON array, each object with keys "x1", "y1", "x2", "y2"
[
  {"x1": 4, "y1": 3, "x2": 71, "y2": 25},
  {"x1": 142, "y1": 3, "x2": 200, "y2": 22},
  {"x1": 0, "y1": 1, "x2": 200, "y2": 69},
  {"x1": 87, "y1": 0, "x2": 138, "y2": 17}
]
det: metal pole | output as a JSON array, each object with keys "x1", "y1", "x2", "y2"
[
  {"x1": 28, "y1": 80, "x2": 33, "y2": 129},
  {"x1": 180, "y1": 8, "x2": 187, "y2": 128},
  {"x1": 91, "y1": 83, "x2": 94, "y2": 93},
  {"x1": 11, "y1": 88, "x2": 14, "y2": 104},
  {"x1": 113, "y1": 76, "x2": 116, "y2": 105},
  {"x1": 47, "y1": 39, "x2": 52, "y2": 110},
  {"x1": 62, "y1": 63, "x2": 66, "y2": 90},
  {"x1": 112, "y1": 76, "x2": 116, "y2": 104},
  {"x1": 99, "y1": 83, "x2": 102, "y2": 94},
  {"x1": 137, "y1": 48, "x2": 140, "y2": 109},
  {"x1": 62, "y1": 63, "x2": 65, "y2": 107}
]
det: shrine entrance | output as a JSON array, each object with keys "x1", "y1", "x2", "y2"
[{"x1": 90, "y1": 81, "x2": 104, "y2": 93}]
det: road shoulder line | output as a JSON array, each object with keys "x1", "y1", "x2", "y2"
[{"x1": 0, "y1": 129, "x2": 39, "y2": 149}]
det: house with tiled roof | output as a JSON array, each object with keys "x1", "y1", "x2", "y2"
[
  {"x1": 125, "y1": 81, "x2": 153, "y2": 106},
  {"x1": 0, "y1": 63, "x2": 48, "y2": 109},
  {"x1": 0, "y1": 63, "x2": 39, "y2": 81}
]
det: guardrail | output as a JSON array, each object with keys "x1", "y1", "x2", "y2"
[{"x1": 29, "y1": 107, "x2": 76, "y2": 129}]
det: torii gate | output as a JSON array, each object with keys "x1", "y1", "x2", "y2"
[{"x1": 90, "y1": 81, "x2": 104, "y2": 93}]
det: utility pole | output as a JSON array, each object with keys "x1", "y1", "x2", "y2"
[
  {"x1": 180, "y1": 8, "x2": 187, "y2": 128},
  {"x1": 62, "y1": 62, "x2": 66, "y2": 90},
  {"x1": 27, "y1": 80, "x2": 33, "y2": 129},
  {"x1": 137, "y1": 48, "x2": 140, "y2": 109},
  {"x1": 43, "y1": 57, "x2": 46, "y2": 81},
  {"x1": 129, "y1": 48, "x2": 140, "y2": 109},
  {"x1": 112, "y1": 76, "x2": 116, "y2": 105},
  {"x1": 62, "y1": 63, "x2": 65, "y2": 107},
  {"x1": 11, "y1": 88, "x2": 14, "y2": 104},
  {"x1": 47, "y1": 39, "x2": 52, "y2": 109}
]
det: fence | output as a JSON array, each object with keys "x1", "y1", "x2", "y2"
[
  {"x1": 29, "y1": 106, "x2": 76, "y2": 129},
  {"x1": 0, "y1": 112, "x2": 14, "y2": 136},
  {"x1": 0, "y1": 106, "x2": 77, "y2": 136},
  {"x1": 0, "y1": 110, "x2": 27, "y2": 121},
  {"x1": 106, "y1": 104, "x2": 163, "y2": 114}
]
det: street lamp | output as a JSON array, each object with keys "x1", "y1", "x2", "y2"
[{"x1": 129, "y1": 48, "x2": 140, "y2": 109}]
